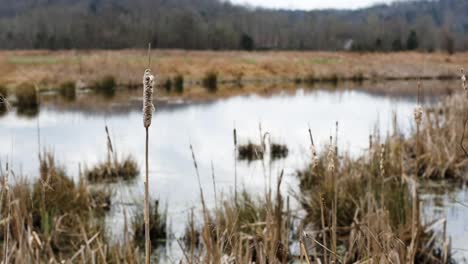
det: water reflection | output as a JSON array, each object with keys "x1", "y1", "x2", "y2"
[{"x1": 421, "y1": 182, "x2": 468, "y2": 262}]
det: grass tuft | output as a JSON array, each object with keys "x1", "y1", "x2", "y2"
[
  {"x1": 15, "y1": 83, "x2": 39, "y2": 117},
  {"x1": 85, "y1": 156, "x2": 139, "y2": 183}
]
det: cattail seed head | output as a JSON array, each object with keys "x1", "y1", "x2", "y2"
[
  {"x1": 379, "y1": 144, "x2": 385, "y2": 177},
  {"x1": 461, "y1": 68, "x2": 467, "y2": 91},
  {"x1": 143, "y1": 69, "x2": 155, "y2": 128},
  {"x1": 310, "y1": 145, "x2": 319, "y2": 169},
  {"x1": 413, "y1": 106, "x2": 423, "y2": 125}
]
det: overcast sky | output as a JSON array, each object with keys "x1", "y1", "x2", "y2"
[{"x1": 228, "y1": 0, "x2": 398, "y2": 10}]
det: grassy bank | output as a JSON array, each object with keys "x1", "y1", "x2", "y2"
[{"x1": 0, "y1": 50, "x2": 464, "y2": 92}]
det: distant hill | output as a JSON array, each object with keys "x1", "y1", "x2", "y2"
[{"x1": 0, "y1": 0, "x2": 467, "y2": 51}]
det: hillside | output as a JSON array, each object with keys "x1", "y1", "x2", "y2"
[{"x1": 0, "y1": 0, "x2": 467, "y2": 51}]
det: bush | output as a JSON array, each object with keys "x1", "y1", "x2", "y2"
[
  {"x1": 174, "y1": 74, "x2": 184, "y2": 93},
  {"x1": 202, "y1": 71, "x2": 218, "y2": 92},
  {"x1": 15, "y1": 83, "x2": 39, "y2": 117},
  {"x1": 164, "y1": 78, "x2": 172, "y2": 92}
]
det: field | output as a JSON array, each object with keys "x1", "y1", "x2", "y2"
[{"x1": 0, "y1": 50, "x2": 466, "y2": 92}]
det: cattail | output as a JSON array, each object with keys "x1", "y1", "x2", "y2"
[
  {"x1": 379, "y1": 144, "x2": 385, "y2": 177},
  {"x1": 327, "y1": 136, "x2": 335, "y2": 173},
  {"x1": 310, "y1": 144, "x2": 319, "y2": 169},
  {"x1": 143, "y1": 69, "x2": 155, "y2": 128},
  {"x1": 414, "y1": 106, "x2": 423, "y2": 126},
  {"x1": 461, "y1": 68, "x2": 467, "y2": 91},
  {"x1": 142, "y1": 65, "x2": 155, "y2": 264}
]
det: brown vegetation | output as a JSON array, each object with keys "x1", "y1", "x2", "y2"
[{"x1": 0, "y1": 51, "x2": 465, "y2": 91}]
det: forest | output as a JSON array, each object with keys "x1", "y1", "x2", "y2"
[{"x1": 0, "y1": 0, "x2": 467, "y2": 52}]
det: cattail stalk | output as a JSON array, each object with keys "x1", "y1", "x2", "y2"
[
  {"x1": 409, "y1": 82, "x2": 422, "y2": 263},
  {"x1": 327, "y1": 136, "x2": 337, "y2": 263},
  {"x1": 308, "y1": 127, "x2": 318, "y2": 169},
  {"x1": 3, "y1": 162, "x2": 10, "y2": 264},
  {"x1": 143, "y1": 67, "x2": 155, "y2": 264},
  {"x1": 460, "y1": 68, "x2": 468, "y2": 157},
  {"x1": 233, "y1": 127, "x2": 237, "y2": 205}
]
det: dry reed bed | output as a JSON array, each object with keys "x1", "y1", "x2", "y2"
[
  {"x1": 0, "y1": 151, "x2": 169, "y2": 263},
  {"x1": 0, "y1": 152, "x2": 143, "y2": 263},
  {"x1": 0, "y1": 50, "x2": 465, "y2": 91},
  {"x1": 181, "y1": 89, "x2": 468, "y2": 263}
]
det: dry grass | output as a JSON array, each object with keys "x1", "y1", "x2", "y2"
[
  {"x1": 85, "y1": 126, "x2": 139, "y2": 183},
  {"x1": 85, "y1": 155, "x2": 139, "y2": 183},
  {"x1": 0, "y1": 152, "x2": 141, "y2": 263},
  {"x1": 0, "y1": 50, "x2": 465, "y2": 90},
  {"x1": 180, "y1": 83, "x2": 468, "y2": 263}
]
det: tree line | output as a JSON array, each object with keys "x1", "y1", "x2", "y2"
[{"x1": 0, "y1": 0, "x2": 467, "y2": 52}]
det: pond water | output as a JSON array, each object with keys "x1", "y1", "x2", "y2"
[{"x1": 0, "y1": 81, "x2": 466, "y2": 261}]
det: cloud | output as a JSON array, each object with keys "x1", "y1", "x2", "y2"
[{"x1": 228, "y1": 0, "x2": 395, "y2": 10}]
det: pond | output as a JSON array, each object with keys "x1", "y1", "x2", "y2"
[{"x1": 0, "y1": 80, "x2": 466, "y2": 261}]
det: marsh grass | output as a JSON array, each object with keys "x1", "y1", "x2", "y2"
[
  {"x1": 0, "y1": 151, "x2": 139, "y2": 262},
  {"x1": 181, "y1": 174, "x2": 291, "y2": 263},
  {"x1": 85, "y1": 155, "x2": 139, "y2": 183}
]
